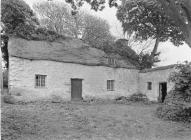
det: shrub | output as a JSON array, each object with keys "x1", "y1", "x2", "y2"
[
  {"x1": 114, "y1": 96, "x2": 131, "y2": 104},
  {"x1": 128, "y1": 93, "x2": 149, "y2": 102},
  {"x1": 156, "y1": 104, "x2": 191, "y2": 122},
  {"x1": 156, "y1": 62, "x2": 191, "y2": 122},
  {"x1": 168, "y1": 61, "x2": 191, "y2": 100},
  {"x1": 3, "y1": 95, "x2": 17, "y2": 104}
]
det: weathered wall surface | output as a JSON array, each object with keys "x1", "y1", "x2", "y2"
[
  {"x1": 139, "y1": 68, "x2": 175, "y2": 101},
  {"x1": 9, "y1": 57, "x2": 139, "y2": 101}
]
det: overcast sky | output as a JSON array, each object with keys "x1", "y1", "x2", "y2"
[{"x1": 25, "y1": 0, "x2": 191, "y2": 66}]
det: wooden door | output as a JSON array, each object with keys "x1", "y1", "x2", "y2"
[{"x1": 71, "y1": 79, "x2": 82, "y2": 101}]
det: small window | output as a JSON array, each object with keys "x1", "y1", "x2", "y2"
[
  {"x1": 107, "y1": 80, "x2": 115, "y2": 91},
  {"x1": 108, "y1": 58, "x2": 116, "y2": 65},
  {"x1": 35, "y1": 75, "x2": 47, "y2": 88},
  {"x1": 147, "y1": 82, "x2": 152, "y2": 90}
]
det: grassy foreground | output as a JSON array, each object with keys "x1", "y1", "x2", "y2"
[{"x1": 1, "y1": 101, "x2": 191, "y2": 140}]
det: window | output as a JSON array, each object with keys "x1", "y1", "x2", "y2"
[
  {"x1": 35, "y1": 75, "x2": 46, "y2": 88},
  {"x1": 107, "y1": 80, "x2": 115, "y2": 91},
  {"x1": 147, "y1": 82, "x2": 152, "y2": 90},
  {"x1": 108, "y1": 58, "x2": 116, "y2": 65}
]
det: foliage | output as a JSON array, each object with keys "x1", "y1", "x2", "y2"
[
  {"x1": 82, "y1": 14, "x2": 115, "y2": 49},
  {"x1": 128, "y1": 93, "x2": 149, "y2": 102},
  {"x1": 1, "y1": 0, "x2": 70, "y2": 67},
  {"x1": 101, "y1": 39, "x2": 158, "y2": 69},
  {"x1": 3, "y1": 95, "x2": 17, "y2": 104},
  {"x1": 33, "y1": 1, "x2": 85, "y2": 38},
  {"x1": 158, "y1": 0, "x2": 191, "y2": 47},
  {"x1": 156, "y1": 62, "x2": 191, "y2": 122},
  {"x1": 114, "y1": 93, "x2": 150, "y2": 104},
  {"x1": 138, "y1": 51, "x2": 160, "y2": 69},
  {"x1": 169, "y1": 61, "x2": 191, "y2": 97},
  {"x1": 1, "y1": 0, "x2": 68, "y2": 41},
  {"x1": 156, "y1": 103, "x2": 191, "y2": 122},
  {"x1": 116, "y1": 0, "x2": 184, "y2": 68},
  {"x1": 33, "y1": 1, "x2": 114, "y2": 49},
  {"x1": 64, "y1": 0, "x2": 191, "y2": 47},
  {"x1": 1, "y1": 0, "x2": 39, "y2": 35},
  {"x1": 1, "y1": 0, "x2": 34, "y2": 68},
  {"x1": 116, "y1": 1, "x2": 184, "y2": 46}
]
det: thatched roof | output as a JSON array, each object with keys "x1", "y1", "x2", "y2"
[{"x1": 8, "y1": 37, "x2": 138, "y2": 69}]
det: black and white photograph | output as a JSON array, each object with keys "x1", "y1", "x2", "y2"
[{"x1": 1, "y1": 0, "x2": 191, "y2": 139}]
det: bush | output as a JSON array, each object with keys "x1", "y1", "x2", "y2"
[
  {"x1": 156, "y1": 104, "x2": 191, "y2": 122},
  {"x1": 3, "y1": 95, "x2": 17, "y2": 104},
  {"x1": 156, "y1": 62, "x2": 191, "y2": 122},
  {"x1": 168, "y1": 61, "x2": 191, "y2": 98},
  {"x1": 114, "y1": 94, "x2": 150, "y2": 104},
  {"x1": 128, "y1": 93, "x2": 149, "y2": 102},
  {"x1": 114, "y1": 96, "x2": 131, "y2": 104}
]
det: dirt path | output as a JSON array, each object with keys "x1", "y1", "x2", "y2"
[{"x1": 2, "y1": 102, "x2": 191, "y2": 140}]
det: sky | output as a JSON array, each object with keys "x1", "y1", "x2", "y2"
[{"x1": 25, "y1": 0, "x2": 191, "y2": 66}]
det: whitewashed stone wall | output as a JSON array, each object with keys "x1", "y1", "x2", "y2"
[
  {"x1": 9, "y1": 56, "x2": 139, "y2": 101},
  {"x1": 138, "y1": 69, "x2": 175, "y2": 101}
]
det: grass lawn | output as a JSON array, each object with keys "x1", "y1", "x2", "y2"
[{"x1": 1, "y1": 101, "x2": 191, "y2": 140}]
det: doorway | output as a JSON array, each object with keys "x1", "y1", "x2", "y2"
[
  {"x1": 159, "y1": 82, "x2": 167, "y2": 103},
  {"x1": 71, "y1": 78, "x2": 83, "y2": 101}
]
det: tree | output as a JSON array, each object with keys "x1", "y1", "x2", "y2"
[
  {"x1": 158, "y1": 0, "x2": 191, "y2": 48},
  {"x1": 157, "y1": 61, "x2": 191, "y2": 122},
  {"x1": 169, "y1": 61, "x2": 191, "y2": 96},
  {"x1": 125, "y1": 0, "x2": 191, "y2": 48},
  {"x1": 82, "y1": 14, "x2": 115, "y2": 49},
  {"x1": 33, "y1": 1, "x2": 115, "y2": 48},
  {"x1": 64, "y1": 0, "x2": 191, "y2": 48},
  {"x1": 1, "y1": 0, "x2": 39, "y2": 68},
  {"x1": 1, "y1": 0, "x2": 38, "y2": 35},
  {"x1": 116, "y1": 0, "x2": 185, "y2": 67},
  {"x1": 33, "y1": 1, "x2": 85, "y2": 38}
]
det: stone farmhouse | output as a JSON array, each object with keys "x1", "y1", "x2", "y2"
[{"x1": 8, "y1": 37, "x2": 175, "y2": 102}]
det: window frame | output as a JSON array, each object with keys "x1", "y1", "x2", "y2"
[
  {"x1": 147, "y1": 82, "x2": 152, "y2": 90},
  {"x1": 35, "y1": 74, "x2": 47, "y2": 88},
  {"x1": 107, "y1": 80, "x2": 115, "y2": 91}
]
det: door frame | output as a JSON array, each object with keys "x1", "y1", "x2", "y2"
[
  {"x1": 158, "y1": 82, "x2": 167, "y2": 103},
  {"x1": 71, "y1": 78, "x2": 83, "y2": 101}
]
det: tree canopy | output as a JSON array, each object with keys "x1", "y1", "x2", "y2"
[
  {"x1": 116, "y1": 1, "x2": 184, "y2": 46},
  {"x1": 116, "y1": 0, "x2": 185, "y2": 68},
  {"x1": 33, "y1": 2, "x2": 85, "y2": 38},
  {"x1": 1, "y1": 0, "x2": 39, "y2": 35},
  {"x1": 1, "y1": 0, "x2": 38, "y2": 68},
  {"x1": 82, "y1": 14, "x2": 115, "y2": 49},
  {"x1": 64, "y1": 0, "x2": 191, "y2": 48},
  {"x1": 1, "y1": 0, "x2": 67, "y2": 68},
  {"x1": 33, "y1": 1, "x2": 115, "y2": 49}
]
